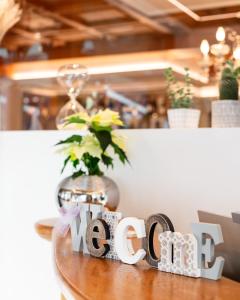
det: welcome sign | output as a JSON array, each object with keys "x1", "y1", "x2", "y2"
[{"x1": 66, "y1": 203, "x2": 225, "y2": 281}]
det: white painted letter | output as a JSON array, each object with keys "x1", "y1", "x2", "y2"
[
  {"x1": 191, "y1": 223, "x2": 225, "y2": 280},
  {"x1": 71, "y1": 203, "x2": 103, "y2": 253},
  {"x1": 158, "y1": 231, "x2": 201, "y2": 277},
  {"x1": 114, "y1": 217, "x2": 146, "y2": 264}
]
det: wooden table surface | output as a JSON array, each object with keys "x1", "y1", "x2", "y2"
[
  {"x1": 54, "y1": 231, "x2": 240, "y2": 300},
  {"x1": 36, "y1": 219, "x2": 240, "y2": 300},
  {"x1": 35, "y1": 218, "x2": 58, "y2": 241}
]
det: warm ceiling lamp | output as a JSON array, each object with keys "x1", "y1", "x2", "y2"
[
  {"x1": 210, "y1": 27, "x2": 230, "y2": 57},
  {"x1": 200, "y1": 40, "x2": 210, "y2": 57},
  {"x1": 233, "y1": 35, "x2": 240, "y2": 63},
  {"x1": 233, "y1": 46, "x2": 240, "y2": 61},
  {"x1": 200, "y1": 27, "x2": 240, "y2": 80}
]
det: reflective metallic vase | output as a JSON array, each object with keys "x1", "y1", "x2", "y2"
[{"x1": 56, "y1": 175, "x2": 120, "y2": 211}]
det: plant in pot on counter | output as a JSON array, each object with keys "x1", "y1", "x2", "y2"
[
  {"x1": 212, "y1": 60, "x2": 240, "y2": 128},
  {"x1": 55, "y1": 109, "x2": 129, "y2": 211},
  {"x1": 164, "y1": 67, "x2": 201, "y2": 128}
]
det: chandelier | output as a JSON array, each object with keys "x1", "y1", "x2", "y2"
[{"x1": 200, "y1": 27, "x2": 240, "y2": 81}]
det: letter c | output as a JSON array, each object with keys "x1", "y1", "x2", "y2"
[{"x1": 114, "y1": 217, "x2": 146, "y2": 264}]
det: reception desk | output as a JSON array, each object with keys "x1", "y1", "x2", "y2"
[{"x1": 1, "y1": 129, "x2": 240, "y2": 299}]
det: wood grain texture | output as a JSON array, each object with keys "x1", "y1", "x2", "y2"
[
  {"x1": 35, "y1": 218, "x2": 58, "y2": 241},
  {"x1": 53, "y1": 228, "x2": 240, "y2": 300}
]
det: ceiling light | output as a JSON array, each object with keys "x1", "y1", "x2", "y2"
[
  {"x1": 216, "y1": 27, "x2": 225, "y2": 42},
  {"x1": 234, "y1": 48, "x2": 240, "y2": 61},
  {"x1": 200, "y1": 40, "x2": 210, "y2": 56},
  {"x1": 200, "y1": 27, "x2": 239, "y2": 79},
  {"x1": 9, "y1": 61, "x2": 207, "y2": 83}
]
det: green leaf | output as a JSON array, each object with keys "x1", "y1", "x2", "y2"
[
  {"x1": 234, "y1": 67, "x2": 240, "y2": 78},
  {"x1": 90, "y1": 128, "x2": 112, "y2": 151},
  {"x1": 55, "y1": 135, "x2": 82, "y2": 146},
  {"x1": 82, "y1": 153, "x2": 103, "y2": 176},
  {"x1": 111, "y1": 142, "x2": 129, "y2": 164},
  {"x1": 72, "y1": 169, "x2": 86, "y2": 178},
  {"x1": 226, "y1": 60, "x2": 234, "y2": 69},
  {"x1": 61, "y1": 155, "x2": 71, "y2": 173},
  {"x1": 72, "y1": 159, "x2": 79, "y2": 169},
  {"x1": 101, "y1": 154, "x2": 113, "y2": 168},
  {"x1": 64, "y1": 116, "x2": 87, "y2": 126}
]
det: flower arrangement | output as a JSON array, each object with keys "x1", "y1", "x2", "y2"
[
  {"x1": 56, "y1": 109, "x2": 129, "y2": 178},
  {"x1": 164, "y1": 67, "x2": 193, "y2": 109}
]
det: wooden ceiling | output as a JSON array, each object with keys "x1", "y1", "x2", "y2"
[{"x1": 2, "y1": 0, "x2": 240, "y2": 60}]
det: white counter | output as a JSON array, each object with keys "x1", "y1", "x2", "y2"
[{"x1": 1, "y1": 129, "x2": 240, "y2": 299}]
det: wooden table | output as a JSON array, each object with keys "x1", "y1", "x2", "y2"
[{"x1": 36, "y1": 219, "x2": 240, "y2": 300}]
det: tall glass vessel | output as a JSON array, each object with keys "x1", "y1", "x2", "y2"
[{"x1": 56, "y1": 64, "x2": 89, "y2": 129}]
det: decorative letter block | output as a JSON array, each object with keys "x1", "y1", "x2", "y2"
[
  {"x1": 86, "y1": 219, "x2": 110, "y2": 257},
  {"x1": 68, "y1": 205, "x2": 225, "y2": 281},
  {"x1": 102, "y1": 211, "x2": 122, "y2": 260},
  {"x1": 158, "y1": 231, "x2": 201, "y2": 278},
  {"x1": 191, "y1": 223, "x2": 225, "y2": 280},
  {"x1": 115, "y1": 217, "x2": 146, "y2": 264},
  {"x1": 143, "y1": 214, "x2": 174, "y2": 268},
  {"x1": 70, "y1": 203, "x2": 103, "y2": 253}
]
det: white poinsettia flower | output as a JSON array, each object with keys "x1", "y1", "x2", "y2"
[
  {"x1": 63, "y1": 112, "x2": 91, "y2": 130},
  {"x1": 56, "y1": 108, "x2": 129, "y2": 176},
  {"x1": 79, "y1": 135, "x2": 102, "y2": 158},
  {"x1": 91, "y1": 109, "x2": 123, "y2": 127},
  {"x1": 58, "y1": 143, "x2": 81, "y2": 161},
  {"x1": 111, "y1": 131, "x2": 126, "y2": 151},
  {"x1": 63, "y1": 122, "x2": 88, "y2": 130},
  {"x1": 58, "y1": 135, "x2": 102, "y2": 160},
  {"x1": 77, "y1": 112, "x2": 91, "y2": 123}
]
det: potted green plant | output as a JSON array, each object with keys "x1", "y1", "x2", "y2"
[
  {"x1": 212, "y1": 61, "x2": 240, "y2": 127},
  {"x1": 55, "y1": 109, "x2": 129, "y2": 211},
  {"x1": 164, "y1": 67, "x2": 201, "y2": 128}
]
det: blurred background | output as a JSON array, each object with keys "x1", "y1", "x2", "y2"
[{"x1": 0, "y1": 0, "x2": 239, "y2": 130}]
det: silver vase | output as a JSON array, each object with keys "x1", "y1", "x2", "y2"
[{"x1": 56, "y1": 175, "x2": 120, "y2": 211}]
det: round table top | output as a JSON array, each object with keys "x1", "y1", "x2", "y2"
[
  {"x1": 53, "y1": 230, "x2": 240, "y2": 300},
  {"x1": 35, "y1": 218, "x2": 58, "y2": 241}
]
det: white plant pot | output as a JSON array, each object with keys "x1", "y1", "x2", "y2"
[
  {"x1": 212, "y1": 100, "x2": 240, "y2": 128},
  {"x1": 167, "y1": 108, "x2": 201, "y2": 128}
]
